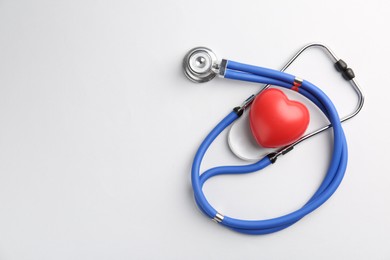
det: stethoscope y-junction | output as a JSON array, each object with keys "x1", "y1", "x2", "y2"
[{"x1": 183, "y1": 43, "x2": 364, "y2": 234}]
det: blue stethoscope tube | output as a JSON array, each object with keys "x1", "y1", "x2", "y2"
[{"x1": 191, "y1": 60, "x2": 348, "y2": 234}]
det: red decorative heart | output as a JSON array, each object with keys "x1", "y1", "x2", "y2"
[{"x1": 249, "y1": 88, "x2": 310, "y2": 148}]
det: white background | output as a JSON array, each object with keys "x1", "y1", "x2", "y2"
[{"x1": 0, "y1": 0, "x2": 389, "y2": 259}]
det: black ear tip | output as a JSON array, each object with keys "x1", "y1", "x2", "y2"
[
  {"x1": 342, "y1": 68, "x2": 355, "y2": 80},
  {"x1": 335, "y1": 59, "x2": 348, "y2": 72},
  {"x1": 335, "y1": 59, "x2": 355, "y2": 80}
]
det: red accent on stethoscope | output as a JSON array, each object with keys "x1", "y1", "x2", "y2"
[
  {"x1": 291, "y1": 79, "x2": 302, "y2": 92},
  {"x1": 249, "y1": 88, "x2": 310, "y2": 148}
]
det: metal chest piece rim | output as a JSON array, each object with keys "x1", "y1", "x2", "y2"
[{"x1": 183, "y1": 47, "x2": 218, "y2": 83}]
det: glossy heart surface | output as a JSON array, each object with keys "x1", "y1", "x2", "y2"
[{"x1": 249, "y1": 88, "x2": 310, "y2": 148}]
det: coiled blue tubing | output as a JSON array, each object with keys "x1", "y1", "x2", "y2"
[{"x1": 191, "y1": 60, "x2": 348, "y2": 234}]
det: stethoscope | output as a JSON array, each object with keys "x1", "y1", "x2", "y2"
[{"x1": 183, "y1": 43, "x2": 365, "y2": 235}]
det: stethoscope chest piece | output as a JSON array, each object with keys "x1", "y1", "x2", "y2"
[{"x1": 183, "y1": 47, "x2": 218, "y2": 83}]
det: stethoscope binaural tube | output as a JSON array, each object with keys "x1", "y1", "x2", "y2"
[{"x1": 191, "y1": 61, "x2": 348, "y2": 234}]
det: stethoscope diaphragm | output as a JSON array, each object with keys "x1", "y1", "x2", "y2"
[{"x1": 183, "y1": 47, "x2": 218, "y2": 83}]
